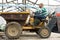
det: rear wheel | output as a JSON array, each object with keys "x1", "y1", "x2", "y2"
[
  {"x1": 5, "y1": 22, "x2": 22, "y2": 39},
  {"x1": 37, "y1": 27, "x2": 51, "y2": 38}
]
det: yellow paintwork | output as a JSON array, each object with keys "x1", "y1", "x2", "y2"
[
  {"x1": 22, "y1": 26, "x2": 34, "y2": 29},
  {"x1": 0, "y1": 12, "x2": 29, "y2": 14},
  {"x1": 29, "y1": 18, "x2": 34, "y2": 25},
  {"x1": 22, "y1": 22, "x2": 44, "y2": 29}
]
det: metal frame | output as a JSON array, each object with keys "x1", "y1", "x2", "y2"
[{"x1": 0, "y1": 0, "x2": 40, "y2": 12}]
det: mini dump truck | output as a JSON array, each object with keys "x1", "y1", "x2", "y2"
[
  {"x1": 0, "y1": 11, "x2": 51, "y2": 39},
  {"x1": 1, "y1": 0, "x2": 60, "y2": 39},
  {"x1": 0, "y1": 0, "x2": 51, "y2": 39}
]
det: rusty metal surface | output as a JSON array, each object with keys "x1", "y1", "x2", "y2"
[{"x1": 1, "y1": 14, "x2": 28, "y2": 20}]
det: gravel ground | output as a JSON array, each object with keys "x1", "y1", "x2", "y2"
[{"x1": 0, "y1": 32, "x2": 60, "y2": 40}]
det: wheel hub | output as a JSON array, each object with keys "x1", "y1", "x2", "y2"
[
  {"x1": 7, "y1": 25, "x2": 19, "y2": 36},
  {"x1": 40, "y1": 29, "x2": 49, "y2": 37}
]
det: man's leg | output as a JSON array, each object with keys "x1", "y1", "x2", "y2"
[
  {"x1": 34, "y1": 16, "x2": 40, "y2": 26},
  {"x1": 33, "y1": 15, "x2": 46, "y2": 26}
]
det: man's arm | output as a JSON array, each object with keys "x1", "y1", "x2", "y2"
[{"x1": 41, "y1": 8, "x2": 48, "y2": 17}]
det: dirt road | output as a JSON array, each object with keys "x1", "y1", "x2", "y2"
[{"x1": 0, "y1": 32, "x2": 60, "y2": 40}]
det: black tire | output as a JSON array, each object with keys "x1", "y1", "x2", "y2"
[
  {"x1": 37, "y1": 27, "x2": 51, "y2": 38},
  {"x1": 5, "y1": 22, "x2": 22, "y2": 39}
]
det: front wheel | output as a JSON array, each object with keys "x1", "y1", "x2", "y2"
[
  {"x1": 5, "y1": 22, "x2": 22, "y2": 39},
  {"x1": 37, "y1": 27, "x2": 51, "y2": 38}
]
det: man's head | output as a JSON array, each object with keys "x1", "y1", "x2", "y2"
[{"x1": 39, "y1": 3, "x2": 44, "y2": 8}]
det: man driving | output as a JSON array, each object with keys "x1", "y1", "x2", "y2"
[
  {"x1": 34, "y1": 3, "x2": 48, "y2": 26},
  {"x1": 25, "y1": 3, "x2": 48, "y2": 26}
]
